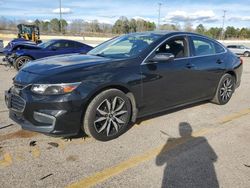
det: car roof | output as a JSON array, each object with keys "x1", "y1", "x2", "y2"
[
  {"x1": 126, "y1": 31, "x2": 211, "y2": 38},
  {"x1": 48, "y1": 39, "x2": 82, "y2": 43}
]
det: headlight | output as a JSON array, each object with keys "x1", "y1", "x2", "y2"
[{"x1": 31, "y1": 82, "x2": 81, "y2": 95}]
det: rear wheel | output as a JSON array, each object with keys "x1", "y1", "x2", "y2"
[
  {"x1": 243, "y1": 51, "x2": 250, "y2": 57},
  {"x1": 83, "y1": 89, "x2": 132, "y2": 141},
  {"x1": 211, "y1": 73, "x2": 235, "y2": 105},
  {"x1": 14, "y1": 56, "x2": 32, "y2": 70}
]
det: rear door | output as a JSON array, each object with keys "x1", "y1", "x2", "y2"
[{"x1": 187, "y1": 35, "x2": 226, "y2": 99}]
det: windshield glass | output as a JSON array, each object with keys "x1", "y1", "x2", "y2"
[
  {"x1": 87, "y1": 33, "x2": 162, "y2": 58},
  {"x1": 38, "y1": 40, "x2": 55, "y2": 48}
]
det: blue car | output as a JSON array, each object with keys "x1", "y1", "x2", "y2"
[
  {"x1": 6, "y1": 39, "x2": 93, "y2": 70},
  {"x1": 3, "y1": 38, "x2": 37, "y2": 57}
]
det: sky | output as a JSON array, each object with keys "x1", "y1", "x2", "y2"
[{"x1": 0, "y1": 0, "x2": 250, "y2": 28}]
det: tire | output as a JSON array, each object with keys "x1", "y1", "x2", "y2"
[
  {"x1": 14, "y1": 56, "x2": 32, "y2": 70},
  {"x1": 243, "y1": 51, "x2": 250, "y2": 57},
  {"x1": 83, "y1": 89, "x2": 132, "y2": 141},
  {"x1": 211, "y1": 73, "x2": 235, "y2": 105}
]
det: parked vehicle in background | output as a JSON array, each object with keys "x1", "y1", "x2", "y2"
[
  {"x1": 227, "y1": 45, "x2": 250, "y2": 57},
  {"x1": 5, "y1": 39, "x2": 93, "y2": 70},
  {"x1": 5, "y1": 31, "x2": 243, "y2": 141},
  {"x1": 17, "y1": 24, "x2": 41, "y2": 43},
  {"x1": 3, "y1": 38, "x2": 37, "y2": 60},
  {"x1": 0, "y1": 40, "x2": 3, "y2": 53}
]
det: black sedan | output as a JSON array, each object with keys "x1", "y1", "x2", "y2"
[{"x1": 5, "y1": 31, "x2": 243, "y2": 141}]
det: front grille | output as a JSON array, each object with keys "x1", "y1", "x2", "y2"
[{"x1": 10, "y1": 95, "x2": 26, "y2": 112}]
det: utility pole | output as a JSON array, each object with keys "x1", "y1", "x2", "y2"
[
  {"x1": 221, "y1": 10, "x2": 227, "y2": 40},
  {"x1": 158, "y1": 3, "x2": 162, "y2": 30},
  {"x1": 59, "y1": 0, "x2": 62, "y2": 33}
]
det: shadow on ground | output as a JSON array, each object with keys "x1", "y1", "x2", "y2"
[{"x1": 156, "y1": 122, "x2": 219, "y2": 188}]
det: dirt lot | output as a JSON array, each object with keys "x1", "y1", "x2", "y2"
[{"x1": 0, "y1": 56, "x2": 250, "y2": 188}]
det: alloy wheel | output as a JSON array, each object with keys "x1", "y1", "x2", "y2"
[
  {"x1": 17, "y1": 57, "x2": 31, "y2": 69},
  {"x1": 220, "y1": 77, "x2": 233, "y2": 102},
  {"x1": 94, "y1": 96, "x2": 128, "y2": 136}
]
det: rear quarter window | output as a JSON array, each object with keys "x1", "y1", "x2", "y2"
[{"x1": 214, "y1": 42, "x2": 225, "y2": 53}]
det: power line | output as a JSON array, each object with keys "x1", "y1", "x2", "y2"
[
  {"x1": 59, "y1": 0, "x2": 62, "y2": 33},
  {"x1": 221, "y1": 10, "x2": 227, "y2": 40},
  {"x1": 158, "y1": 3, "x2": 162, "y2": 30}
]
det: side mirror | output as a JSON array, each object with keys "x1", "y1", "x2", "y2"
[{"x1": 149, "y1": 53, "x2": 174, "y2": 63}]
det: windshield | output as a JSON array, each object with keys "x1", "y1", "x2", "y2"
[
  {"x1": 87, "y1": 33, "x2": 162, "y2": 58},
  {"x1": 38, "y1": 40, "x2": 55, "y2": 48}
]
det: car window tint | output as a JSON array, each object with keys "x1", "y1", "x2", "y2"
[
  {"x1": 67, "y1": 41, "x2": 78, "y2": 48},
  {"x1": 156, "y1": 38, "x2": 188, "y2": 59},
  {"x1": 192, "y1": 36, "x2": 216, "y2": 56},
  {"x1": 74, "y1": 42, "x2": 83, "y2": 48},
  {"x1": 214, "y1": 42, "x2": 225, "y2": 53},
  {"x1": 51, "y1": 42, "x2": 64, "y2": 48}
]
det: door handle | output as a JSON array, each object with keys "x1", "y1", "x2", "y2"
[
  {"x1": 216, "y1": 59, "x2": 224, "y2": 64},
  {"x1": 186, "y1": 63, "x2": 195, "y2": 69}
]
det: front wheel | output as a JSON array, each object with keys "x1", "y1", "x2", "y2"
[
  {"x1": 83, "y1": 89, "x2": 132, "y2": 141},
  {"x1": 211, "y1": 73, "x2": 235, "y2": 105},
  {"x1": 14, "y1": 56, "x2": 32, "y2": 70}
]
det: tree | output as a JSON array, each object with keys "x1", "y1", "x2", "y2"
[
  {"x1": 50, "y1": 18, "x2": 60, "y2": 33},
  {"x1": 195, "y1": 24, "x2": 206, "y2": 34},
  {"x1": 34, "y1": 19, "x2": 40, "y2": 27},
  {"x1": 205, "y1": 27, "x2": 222, "y2": 39},
  {"x1": 160, "y1": 24, "x2": 180, "y2": 31},
  {"x1": 112, "y1": 16, "x2": 129, "y2": 34},
  {"x1": 225, "y1": 26, "x2": 238, "y2": 39},
  {"x1": 129, "y1": 18, "x2": 137, "y2": 32}
]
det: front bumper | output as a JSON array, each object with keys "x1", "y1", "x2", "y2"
[
  {"x1": 2, "y1": 54, "x2": 16, "y2": 65},
  {"x1": 5, "y1": 85, "x2": 87, "y2": 137}
]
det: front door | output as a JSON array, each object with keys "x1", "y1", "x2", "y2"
[{"x1": 140, "y1": 35, "x2": 195, "y2": 115}]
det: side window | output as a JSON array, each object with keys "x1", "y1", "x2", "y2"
[
  {"x1": 192, "y1": 36, "x2": 216, "y2": 56},
  {"x1": 67, "y1": 41, "x2": 78, "y2": 48},
  {"x1": 214, "y1": 42, "x2": 225, "y2": 53},
  {"x1": 155, "y1": 37, "x2": 188, "y2": 59},
  {"x1": 51, "y1": 41, "x2": 65, "y2": 49},
  {"x1": 74, "y1": 42, "x2": 82, "y2": 48}
]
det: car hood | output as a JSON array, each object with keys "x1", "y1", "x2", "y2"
[{"x1": 21, "y1": 54, "x2": 114, "y2": 75}]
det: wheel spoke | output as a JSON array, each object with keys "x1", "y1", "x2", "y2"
[
  {"x1": 97, "y1": 108, "x2": 108, "y2": 116},
  {"x1": 97, "y1": 119, "x2": 108, "y2": 133},
  {"x1": 112, "y1": 97, "x2": 117, "y2": 111},
  {"x1": 105, "y1": 99, "x2": 111, "y2": 112},
  {"x1": 115, "y1": 101, "x2": 125, "y2": 112},
  {"x1": 111, "y1": 119, "x2": 119, "y2": 132},
  {"x1": 114, "y1": 110, "x2": 127, "y2": 116},
  {"x1": 94, "y1": 117, "x2": 107, "y2": 123},
  {"x1": 114, "y1": 116, "x2": 125, "y2": 124},
  {"x1": 106, "y1": 120, "x2": 112, "y2": 136},
  {"x1": 226, "y1": 79, "x2": 231, "y2": 86}
]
